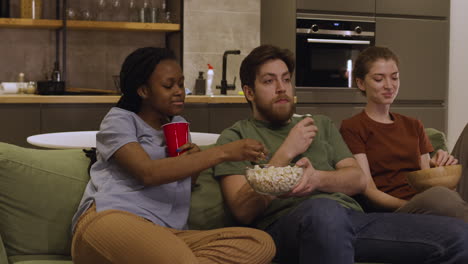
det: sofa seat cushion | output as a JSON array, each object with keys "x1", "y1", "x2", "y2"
[
  {"x1": 0, "y1": 143, "x2": 90, "y2": 257},
  {"x1": 9, "y1": 255, "x2": 72, "y2": 264}
]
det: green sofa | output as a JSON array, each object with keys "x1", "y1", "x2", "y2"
[
  {"x1": 0, "y1": 128, "x2": 447, "y2": 264},
  {"x1": 0, "y1": 142, "x2": 238, "y2": 264}
]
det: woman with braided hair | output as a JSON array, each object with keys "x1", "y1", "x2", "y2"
[{"x1": 71, "y1": 47, "x2": 274, "y2": 264}]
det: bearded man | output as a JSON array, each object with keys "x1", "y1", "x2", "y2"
[{"x1": 213, "y1": 44, "x2": 468, "y2": 264}]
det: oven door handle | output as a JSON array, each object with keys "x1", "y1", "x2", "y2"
[{"x1": 307, "y1": 38, "x2": 371, "y2": 45}]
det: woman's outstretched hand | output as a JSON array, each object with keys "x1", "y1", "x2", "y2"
[{"x1": 221, "y1": 139, "x2": 268, "y2": 163}]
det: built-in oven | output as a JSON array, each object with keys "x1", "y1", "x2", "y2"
[{"x1": 296, "y1": 14, "x2": 375, "y2": 88}]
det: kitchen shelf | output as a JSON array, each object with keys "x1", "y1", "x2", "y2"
[
  {"x1": 0, "y1": 18, "x2": 61, "y2": 29},
  {"x1": 67, "y1": 20, "x2": 180, "y2": 32},
  {"x1": 0, "y1": 18, "x2": 180, "y2": 32},
  {"x1": 0, "y1": 95, "x2": 248, "y2": 104}
]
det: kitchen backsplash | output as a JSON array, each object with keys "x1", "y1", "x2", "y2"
[{"x1": 183, "y1": 0, "x2": 260, "y2": 95}]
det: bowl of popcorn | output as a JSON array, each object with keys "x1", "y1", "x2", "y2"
[
  {"x1": 245, "y1": 164, "x2": 303, "y2": 196},
  {"x1": 406, "y1": 165, "x2": 462, "y2": 192}
]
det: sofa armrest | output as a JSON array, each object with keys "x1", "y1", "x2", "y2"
[{"x1": 0, "y1": 233, "x2": 8, "y2": 264}]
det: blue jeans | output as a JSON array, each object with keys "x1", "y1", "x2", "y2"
[{"x1": 265, "y1": 198, "x2": 468, "y2": 264}]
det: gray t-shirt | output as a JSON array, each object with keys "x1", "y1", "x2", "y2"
[{"x1": 72, "y1": 107, "x2": 191, "y2": 231}]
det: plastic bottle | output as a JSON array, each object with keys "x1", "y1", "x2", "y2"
[
  {"x1": 128, "y1": 0, "x2": 139, "y2": 22},
  {"x1": 18, "y1": 72, "x2": 26, "y2": 94},
  {"x1": 139, "y1": 0, "x2": 150, "y2": 23},
  {"x1": 206, "y1": 64, "x2": 214, "y2": 96}
]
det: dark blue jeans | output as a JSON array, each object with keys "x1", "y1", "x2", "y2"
[{"x1": 265, "y1": 198, "x2": 468, "y2": 264}]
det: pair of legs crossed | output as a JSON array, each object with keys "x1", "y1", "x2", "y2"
[
  {"x1": 72, "y1": 204, "x2": 275, "y2": 264},
  {"x1": 266, "y1": 198, "x2": 468, "y2": 264},
  {"x1": 396, "y1": 186, "x2": 468, "y2": 222}
]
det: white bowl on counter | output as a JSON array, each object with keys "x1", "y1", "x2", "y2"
[{"x1": 1, "y1": 82, "x2": 20, "y2": 94}]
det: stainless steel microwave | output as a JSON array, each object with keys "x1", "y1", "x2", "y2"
[{"x1": 296, "y1": 15, "x2": 375, "y2": 88}]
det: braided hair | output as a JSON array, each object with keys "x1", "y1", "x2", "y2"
[{"x1": 116, "y1": 47, "x2": 177, "y2": 113}]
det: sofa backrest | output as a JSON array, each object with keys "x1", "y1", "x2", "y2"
[{"x1": 0, "y1": 143, "x2": 90, "y2": 257}]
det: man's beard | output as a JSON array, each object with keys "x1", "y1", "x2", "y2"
[{"x1": 255, "y1": 97, "x2": 295, "y2": 126}]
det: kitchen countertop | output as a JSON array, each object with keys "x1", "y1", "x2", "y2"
[{"x1": 0, "y1": 94, "x2": 248, "y2": 104}]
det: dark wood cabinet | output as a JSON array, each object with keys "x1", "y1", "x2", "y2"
[
  {"x1": 376, "y1": 0, "x2": 450, "y2": 17},
  {"x1": 296, "y1": 104, "x2": 446, "y2": 132},
  {"x1": 375, "y1": 17, "x2": 449, "y2": 101},
  {"x1": 0, "y1": 102, "x2": 252, "y2": 147},
  {"x1": 297, "y1": 0, "x2": 375, "y2": 14},
  {"x1": 40, "y1": 104, "x2": 113, "y2": 133},
  {"x1": 182, "y1": 104, "x2": 211, "y2": 133},
  {"x1": 208, "y1": 104, "x2": 251, "y2": 133},
  {"x1": 0, "y1": 104, "x2": 41, "y2": 147}
]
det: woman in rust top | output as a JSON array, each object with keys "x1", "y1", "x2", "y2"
[{"x1": 340, "y1": 46, "x2": 468, "y2": 221}]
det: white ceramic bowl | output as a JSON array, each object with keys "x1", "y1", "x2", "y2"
[
  {"x1": 1, "y1": 82, "x2": 19, "y2": 94},
  {"x1": 245, "y1": 164, "x2": 303, "y2": 196}
]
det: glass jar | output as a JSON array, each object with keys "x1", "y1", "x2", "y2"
[
  {"x1": 20, "y1": 0, "x2": 42, "y2": 19},
  {"x1": 26, "y1": 81, "x2": 37, "y2": 94}
]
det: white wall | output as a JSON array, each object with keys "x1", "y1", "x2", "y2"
[{"x1": 447, "y1": 0, "x2": 468, "y2": 150}]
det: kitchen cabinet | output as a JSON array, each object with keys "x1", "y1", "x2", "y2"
[
  {"x1": 352, "y1": 105, "x2": 446, "y2": 132},
  {"x1": 296, "y1": 104, "x2": 363, "y2": 127},
  {"x1": 208, "y1": 104, "x2": 251, "y2": 133},
  {"x1": 40, "y1": 104, "x2": 113, "y2": 133},
  {"x1": 296, "y1": 0, "x2": 375, "y2": 14},
  {"x1": 375, "y1": 17, "x2": 448, "y2": 101},
  {"x1": 0, "y1": 104, "x2": 41, "y2": 147},
  {"x1": 0, "y1": 101, "x2": 251, "y2": 147},
  {"x1": 376, "y1": 0, "x2": 449, "y2": 17},
  {"x1": 261, "y1": 0, "x2": 295, "y2": 53},
  {"x1": 0, "y1": 103, "x2": 111, "y2": 147},
  {"x1": 182, "y1": 104, "x2": 211, "y2": 133},
  {"x1": 296, "y1": 104, "x2": 445, "y2": 132},
  {"x1": 390, "y1": 106, "x2": 446, "y2": 132}
]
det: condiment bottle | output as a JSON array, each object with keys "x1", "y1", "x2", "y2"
[
  {"x1": 206, "y1": 64, "x2": 214, "y2": 96},
  {"x1": 194, "y1": 71, "x2": 206, "y2": 95},
  {"x1": 51, "y1": 62, "x2": 61, "y2": 82}
]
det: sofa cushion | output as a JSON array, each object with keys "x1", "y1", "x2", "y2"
[
  {"x1": 0, "y1": 143, "x2": 90, "y2": 257},
  {"x1": 188, "y1": 144, "x2": 238, "y2": 230},
  {"x1": 425, "y1": 127, "x2": 448, "y2": 157},
  {"x1": 8, "y1": 255, "x2": 72, "y2": 264},
  {"x1": 188, "y1": 167, "x2": 238, "y2": 230},
  {"x1": 0, "y1": 234, "x2": 8, "y2": 264}
]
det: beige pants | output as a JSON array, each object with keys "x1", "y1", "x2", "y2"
[
  {"x1": 396, "y1": 186, "x2": 468, "y2": 222},
  {"x1": 72, "y1": 204, "x2": 275, "y2": 264}
]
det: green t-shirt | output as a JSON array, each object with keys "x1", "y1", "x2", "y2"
[{"x1": 214, "y1": 114, "x2": 363, "y2": 229}]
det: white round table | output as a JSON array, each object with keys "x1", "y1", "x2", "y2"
[
  {"x1": 27, "y1": 131, "x2": 98, "y2": 149},
  {"x1": 27, "y1": 131, "x2": 220, "y2": 149}
]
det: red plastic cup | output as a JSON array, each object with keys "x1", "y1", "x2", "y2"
[{"x1": 162, "y1": 122, "x2": 190, "y2": 157}]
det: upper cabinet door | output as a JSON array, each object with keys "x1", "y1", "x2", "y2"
[
  {"x1": 376, "y1": 0, "x2": 449, "y2": 17},
  {"x1": 297, "y1": 0, "x2": 375, "y2": 14},
  {"x1": 375, "y1": 17, "x2": 449, "y2": 101}
]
